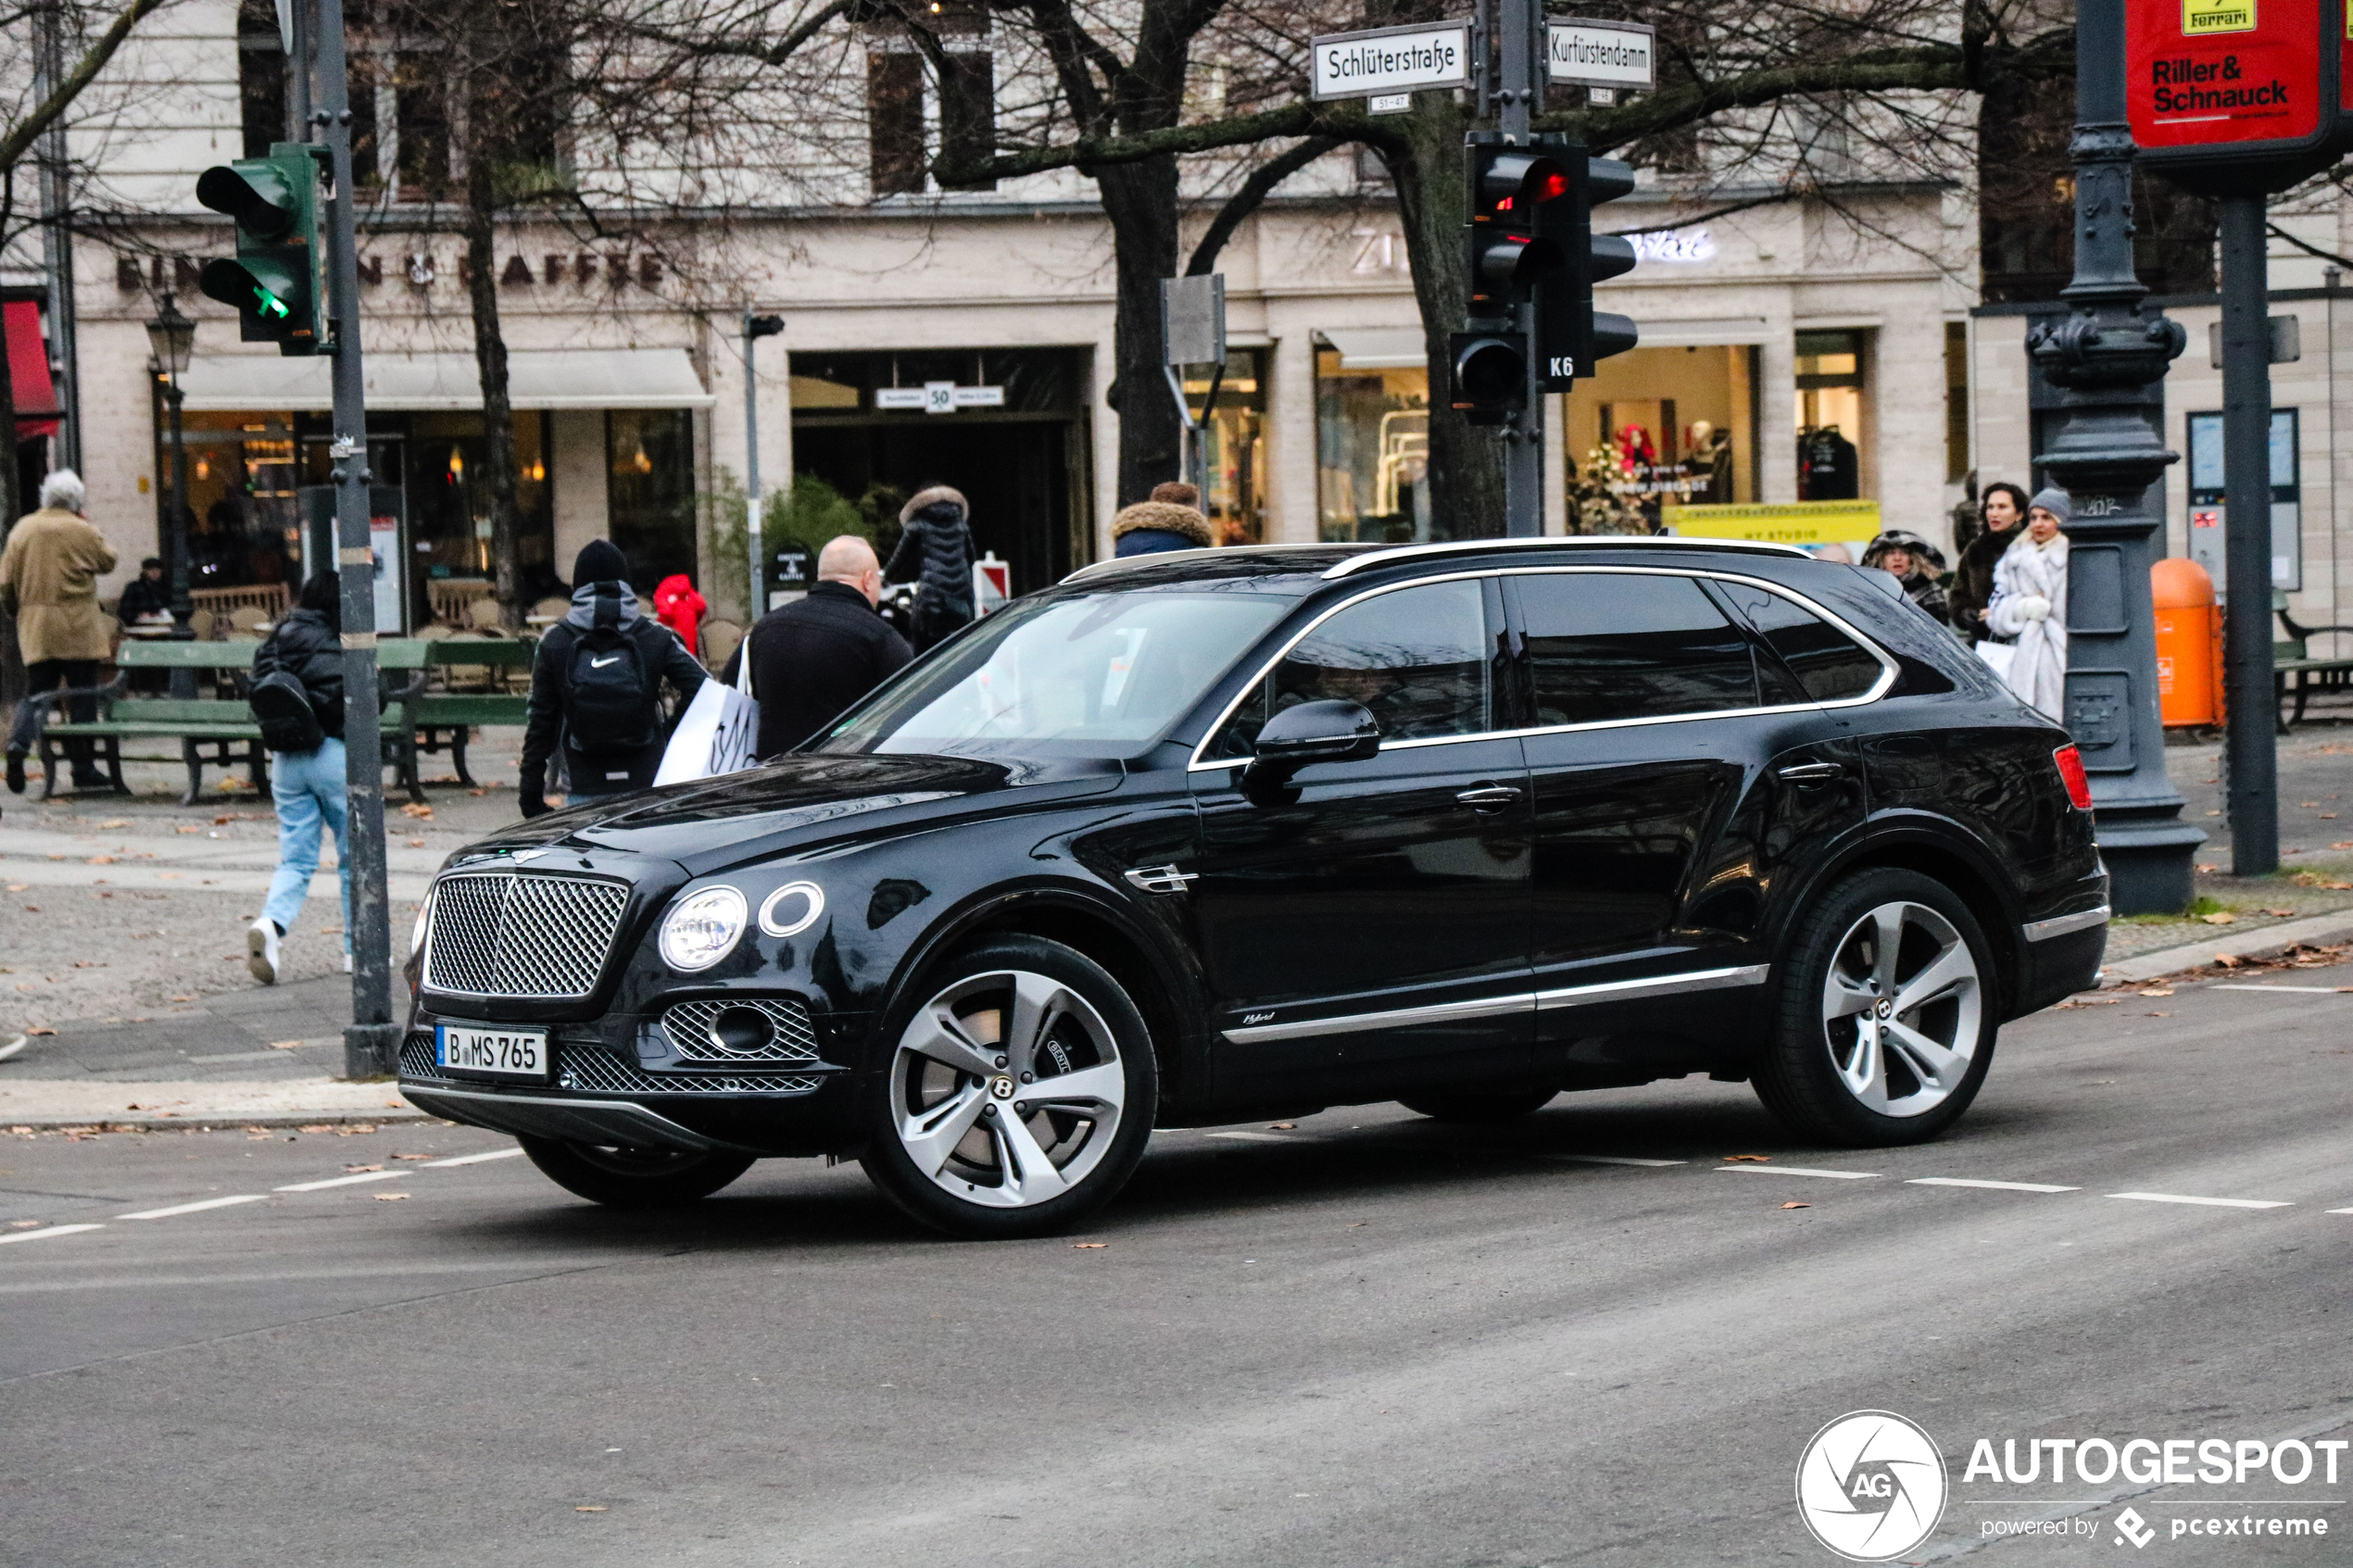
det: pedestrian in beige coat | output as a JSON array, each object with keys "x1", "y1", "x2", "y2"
[{"x1": 3, "y1": 470, "x2": 119, "y2": 794}]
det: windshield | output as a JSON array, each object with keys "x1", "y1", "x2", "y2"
[{"x1": 812, "y1": 586, "x2": 1296, "y2": 760}]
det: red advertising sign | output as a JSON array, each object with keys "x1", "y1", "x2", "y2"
[{"x1": 2127, "y1": 0, "x2": 2342, "y2": 164}]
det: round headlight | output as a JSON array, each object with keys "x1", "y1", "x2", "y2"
[
  {"x1": 410, "y1": 897, "x2": 432, "y2": 959},
  {"x1": 759, "y1": 881, "x2": 825, "y2": 938},
  {"x1": 661, "y1": 885, "x2": 748, "y2": 972}
]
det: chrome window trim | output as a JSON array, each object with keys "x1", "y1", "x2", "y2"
[
  {"x1": 1220, "y1": 963, "x2": 1772, "y2": 1045},
  {"x1": 1185, "y1": 565, "x2": 1896, "y2": 772},
  {"x1": 1323, "y1": 535, "x2": 1813, "y2": 578},
  {"x1": 2022, "y1": 905, "x2": 2110, "y2": 942}
]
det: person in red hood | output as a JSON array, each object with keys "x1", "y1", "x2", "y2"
[{"x1": 653, "y1": 573, "x2": 706, "y2": 654}]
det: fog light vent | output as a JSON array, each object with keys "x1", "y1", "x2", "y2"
[{"x1": 661, "y1": 997, "x2": 820, "y2": 1065}]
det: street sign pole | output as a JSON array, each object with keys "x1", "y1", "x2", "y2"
[
  {"x1": 1497, "y1": 0, "x2": 1541, "y2": 537},
  {"x1": 309, "y1": 0, "x2": 397, "y2": 1077},
  {"x1": 2217, "y1": 194, "x2": 2278, "y2": 872}
]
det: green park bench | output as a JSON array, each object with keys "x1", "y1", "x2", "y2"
[
  {"x1": 409, "y1": 634, "x2": 535, "y2": 788},
  {"x1": 31, "y1": 638, "x2": 427, "y2": 807},
  {"x1": 2275, "y1": 605, "x2": 2353, "y2": 732}
]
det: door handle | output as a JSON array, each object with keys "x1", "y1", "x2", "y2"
[
  {"x1": 1776, "y1": 761, "x2": 1844, "y2": 784},
  {"x1": 1455, "y1": 784, "x2": 1524, "y2": 810}
]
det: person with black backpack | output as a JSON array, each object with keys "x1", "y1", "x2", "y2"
[
  {"x1": 245, "y1": 571, "x2": 352, "y2": 985},
  {"x1": 520, "y1": 539, "x2": 706, "y2": 818}
]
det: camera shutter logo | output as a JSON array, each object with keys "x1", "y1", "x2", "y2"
[{"x1": 1795, "y1": 1411, "x2": 1948, "y2": 1562}]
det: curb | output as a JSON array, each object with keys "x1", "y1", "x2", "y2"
[
  {"x1": 5, "y1": 1107, "x2": 438, "y2": 1132},
  {"x1": 2103, "y1": 910, "x2": 2353, "y2": 985}
]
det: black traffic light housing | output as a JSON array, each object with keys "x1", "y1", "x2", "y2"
[
  {"x1": 1449, "y1": 330, "x2": 1527, "y2": 426},
  {"x1": 195, "y1": 144, "x2": 325, "y2": 356},
  {"x1": 1533, "y1": 146, "x2": 1640, "y2": 390},
  {"x1": 1463, "y1": 138, "x2": 1573, "y2": 315}
]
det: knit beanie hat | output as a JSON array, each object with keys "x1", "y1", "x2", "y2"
[
  {"x1": 574, "y1": 538, "x2": 629, "y2": 586},
  {"x1": 1150, "y1": 482, "x2": 1201, "y2": 508},
  {"x1": 2026, "y1": 488, "x2": 2072, "y2": 524}
]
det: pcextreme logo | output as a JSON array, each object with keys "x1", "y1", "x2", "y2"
[{"x1": 1796, "y1": 1411, "x2": 1949, "y2": 1562}]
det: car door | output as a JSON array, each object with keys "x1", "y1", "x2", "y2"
[
  {"x1": 1186, "y1": 575, "x2": 1532, "y2": 1101},
  {"x1": 1506, "y1": 569, "x2": 1864, "y2": 1053}
]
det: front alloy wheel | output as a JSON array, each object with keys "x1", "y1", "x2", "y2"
[
  {"x1": 1754, "y1": 868, "x2": 1996, "y2": 1146},
  {"x1": 862, "y1": 935, "x2": 1157, "y2": 1238}
]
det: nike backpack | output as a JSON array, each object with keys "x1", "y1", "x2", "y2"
[{"x1": 563, "y1": 603, "x2": 658, "y2": 763}]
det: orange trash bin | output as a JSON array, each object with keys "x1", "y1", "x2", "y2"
[{"x1": 2151, "y1": 557, "x2": 2223, "y2": 727}]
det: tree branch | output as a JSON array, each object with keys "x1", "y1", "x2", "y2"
[
  {"x1": 1186, "y1": 135, "x2": 1340, "y2": 274},
  {"x1": 0, "y1": 0, "x2": 171, "y2": 174}
]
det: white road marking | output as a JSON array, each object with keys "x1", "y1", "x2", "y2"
[
  {"x1": 1716, "y1": 1164, "x2": 1879, "y2": 1180},
  {"x1": 1204, "y1": 1131, "x2": 1294, "y2": 1142},
  {"x1": 2210, "y1": 984, "x2": 2349, "y2": 995},
  {"x1": 1908, "y1": 1177, "x2": 2081, "y2": 1193},
  {"x1": 2108, "y1": 1191, "x2": 2292, "y2": 1210},
  {"x1": 276, "y1": 1171, "x2": 407, "y2": 1192},
  {"x1": 0, "y1": 1223, "x2": 106, "y2": 1245},
  {"x1": 2327, "y1": 1208, "x2": 2353, "y2": 1215},
  {"x1": 422, "y1": 1148, "x2": 526, "y2": 1167},
  {"x1": 118, "y1": 1194, "x2": 270, "y2": 1220},
  {"x1": 1546, "y1": 1155, "x2": 1689, "y2": 1168}
]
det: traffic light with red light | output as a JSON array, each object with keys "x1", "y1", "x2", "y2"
[
  {"x1": 1465, "y1": 141, "x2": 1573, "y2": 315},
  {"x1": 1534, "y1": 150, "x2": 1640, "y2": 389}
]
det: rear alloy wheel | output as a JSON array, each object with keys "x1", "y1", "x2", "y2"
[
  {"x1": 519, "y1": 1136, "x2": 756, "y2": 1207},
  {"x1": 1399, "y1": 1085, "x2": 1558, "y2": 1123},
  {"x1": 1754, "y1": 868, "x2": 1996, "y2": 1146},
  {"x1": 861, "y1": 935, "x2": 1157, "y2": 1239}
]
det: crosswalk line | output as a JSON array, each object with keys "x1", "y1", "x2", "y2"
[
  {"x1": 0, "y1": 1223, "x2": 105, "y2": 1245},
  {"x1": 1907, "y1": 1177, "x2": 2080, "y2": 1193},
  {"x1": 1715, "y1": 1164, "x2": 1878, "y2": 1180},
  {"x1": 1546, "y1": 1155, "x2": 1689, "y2": 1168},
  {"x1": 2108, "y1": 1191, "x2": 2291, "y2": 1210},
  {"x1": 118, "y1": 1194, "x2": 269, "y2": 1220}
]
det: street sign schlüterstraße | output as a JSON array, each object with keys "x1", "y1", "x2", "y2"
[{"x1": 1310, "y1": 19, "x2": 1474, "y2": 100}]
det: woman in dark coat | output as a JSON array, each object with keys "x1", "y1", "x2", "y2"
[
  {"x1": 886, "y1": 485, "x2": 977, "y2": 652},
  {"x1": 1948, "y1": 482, "x2": 2028, "y2": 645}
]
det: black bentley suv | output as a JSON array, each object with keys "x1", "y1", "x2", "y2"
[{"x1": 398, "y1": 537, "x2": 2108, "y2": 1237}]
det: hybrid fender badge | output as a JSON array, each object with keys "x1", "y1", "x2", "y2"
[
  {"x1": 1241, "y1": 1011, "x2": 1276, "y2": 1025},
  {"x1": 1795, "y1": 1411, "x2": 1947, "y2": 1562}
]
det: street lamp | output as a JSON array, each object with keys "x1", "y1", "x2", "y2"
[{"x1": 144, "y1": 293, "x2": 196, "y2": 685}]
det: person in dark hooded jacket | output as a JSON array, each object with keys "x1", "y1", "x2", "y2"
[
  {"x1": 245, "y1": 572, "x2": 351, "y2": 985},
  {"x1": 1112, "y1": 483, "x2": 1215, "y2": 557},
  {"x1": 884, "y1": 484, "x2": 976, "y2": 651},
  {"x1": 519, "y1": 539, "x2": 706, "y2": 817}
]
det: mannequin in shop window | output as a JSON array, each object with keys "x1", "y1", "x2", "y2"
[{"x1": 1684, "y1": 421, "x2": 1736, "y2": 503}]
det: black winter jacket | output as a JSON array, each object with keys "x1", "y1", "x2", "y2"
[
  {"x1": 886, "y1": 509, "x2": 976, "y2": 621},
  {"x1": 251, "y1": 608, "x2": 346, "y2": 740},
  {"x1": 723, "y1": 581, "x2": 912, "y2": 759},
  {"x1": 1948, "y1": 525, "x2": 2015, "y2": 643},
  {"x1": 520, "y1": 588, "x2": 706, "y2": 811}
]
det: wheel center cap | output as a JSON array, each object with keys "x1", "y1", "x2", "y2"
[
  {"x1": 1875, "y1": 998, "x2": 1894, "y2": 1020},
  {"x1": 989, "y1": 1075, "x2": 1017, "y2": 1099}
]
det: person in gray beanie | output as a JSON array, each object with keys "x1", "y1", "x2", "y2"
[
  {"x1": 1985, "y1": 488, "x2": 2071, "y2": 716},
  {"x1": 885, "y1": 484, "x2": 976, "y2": 651}
]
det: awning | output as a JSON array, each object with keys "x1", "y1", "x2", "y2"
[
  {"x1": 1319, "y1": 327, "x2": 1428, "y2": 370},
  {"x1": 1633, "y1": 316, "x2": 1771, "y2": 347},
  {"x1": 6, "y1": 300, "x2": 60, "y2": 442},
  {"x1": 175, "y1": 347, "x2": 715, "y2": 412}
]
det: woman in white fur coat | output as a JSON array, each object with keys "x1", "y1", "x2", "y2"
[{"x1": 1985, "y1": 489, "x2": 2071, "y2": 718}]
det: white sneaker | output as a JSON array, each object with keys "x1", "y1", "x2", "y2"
[
  {"x1": 247, "y1": 918, "x2": 283, "y2": 985},
  {"x1": 342, "y1": 951, "x2": 354, "y2": 973}
]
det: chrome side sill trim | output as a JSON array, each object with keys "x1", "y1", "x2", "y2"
[
  {"x1": 2023, "y1": 905, "x2": 2110, "y2": 942},
  {"x1": 1220, "y1": 964, "x2": 1773, "y2": 1044},
  {"x1": 1534, "y1": 964, "x2": 1771, "y2": 1010}
]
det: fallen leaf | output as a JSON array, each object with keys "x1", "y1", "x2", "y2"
[
  {"x1": 2137, "y1": 987, "x2": 2174, "y2": 997},
  {"x1": 470, "y1": 788, "x2": 487, "y2": 797},
  {"x1": 2260, "y1": 909, "x2": 2296, "y2": 918},
  {"x1": 213, "y1": 815, "x2": 232, "y2": 825},
  {"x1": 296, "y1": 1123, "x2": 333, "y2": 1135},
  {"x1": 575, "y1": 1506, "x2": 607, "y2": 1513},
  {"x1": 406, "y1": 838, "x2": 426, "y2": 848},
  {"x1": 2214, "y1": 953, "x2": 2244, "y2": 968},
  {"x1": 175, "y1": 825, "x2": 202, "y2": 834},
  {"x1": 170, "y1": 994, "x2": 195, "y2": 1002},
  {"x1": 8, "y1": 1219, "x2": 41, "y2": 1229},
  {"x1": 1071, "y1": 1241, "x2": 1106, "y2": 1248},
  {"x1": 96, "y1": 819, "x2": 129, "y2": 829},
  {"x1": 346, "y1": 1163, "x2": 384, "y2": 1173},
  {"x1": 2196, "y1": 863, "x2": 2220, "y2": 872},
  {"x1": 400, "y1": 803, "x2": 434, "y2": 819},
  {"x1": 20, "y1": 906, "x2": 37, "y2": 913},
  {"x1": 1270, "y1": 1122, "x2": 1296, "y2": 1130},
  {"x1": 1780, "y1": 1201, "x2": 1811, "y2": 1210},
  {"x1": 2147, "y1": 1010, "x2": 2171, "y2": 1017},
  {"x1": 25, "y1": 1027, "x2": 54, "y2": 1036},
  {"x1": 1723, "y1": 1153, "x2": 1771, "y2": 1162},
  {"x1": 4, "y1": 884, "x2": 23, "y2": 893},
  {"x1": 391, "y1": 1152, "x2": 433, "y2": 1160},
  {"x1": 2323, "y1": 814, "x2": 2341, "y2": 820},
  {"x1": 373, "y1": 1191, "x2": 409, "y2": 1201},
  {"x1": 84, "y1": 856, "x2": 113, "y2": 865},
  {"x1": 2200, "y1": 911, "x2": 2237, "y2": 925},
  {"x1": 270, "y1": 1039, "x2": 303, "y2": 1050}
]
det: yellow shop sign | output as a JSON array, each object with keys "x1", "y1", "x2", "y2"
[{"x1": 1659, "y1": 499, "x2": 1882, "y2": 546}]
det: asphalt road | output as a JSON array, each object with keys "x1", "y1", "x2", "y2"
[{"x1": 3, "y1": 963, "x2": 2350, "y2": 1567}]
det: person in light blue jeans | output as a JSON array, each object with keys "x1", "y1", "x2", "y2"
[{"x1": 246, "y1": 572, "x2": 354, "y2": 982}]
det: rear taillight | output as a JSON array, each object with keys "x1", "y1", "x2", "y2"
[{"x1": 2053, "y1": 745, "x2": 2094, "y2": 810}]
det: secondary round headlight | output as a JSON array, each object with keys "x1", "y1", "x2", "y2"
[
  {"x1": 661, "y1": 885, "x2": 748, "y2": 972},
  {"x1": 759, "y1": 881, "x2": 825, "y2": 938}
]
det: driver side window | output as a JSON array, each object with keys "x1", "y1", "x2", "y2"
[{"x1": 1207, "y1": 578, "x2": 1495, "y2": 759}]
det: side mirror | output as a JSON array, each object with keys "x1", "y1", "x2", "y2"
[{"x1": 1241, "y1": 698, "x2": 1379, "y2": 800}]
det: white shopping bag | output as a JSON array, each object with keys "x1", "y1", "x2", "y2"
[
  {"x1": 654, "y1": 633, "x2": 760, "y2": 784},
  {"x1": 1975, "y1": 640, "x2": 2016, "y2": 681}
]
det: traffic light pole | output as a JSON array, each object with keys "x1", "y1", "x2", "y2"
[
  {"x1": 1497, "y1": 0, "x2": 1541, "y2": 537},
  {"x1": 309, "y1": 0, "x2": 399, "y2": 1078},
  {"x1": 2216, "y1": 193, "x2": 2279, "y2": 875}
]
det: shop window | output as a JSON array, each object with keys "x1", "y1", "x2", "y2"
[
  {"x1": 1794, "y1": 330, "x2": 1866, "y2": 501},
  {"x1": 1188, "y1": 348, "x2": 1265, "y2": 545},
  {"x1": 395, "y1": 411, "x2": 558, "y2": 605},
  {"x1": 938, "y1": 53, "x2": 997, "y2": 191},
  {"x1": 172, "y1": 412, "x2": 302, "y2": 591},
  {"x1": 1944, "y1": 322, "x2": 1969, "y2": 484},
  {"x1": 608, "y1": 408, "x2": 698, "y2": 590},
  {"x1": 1562, "y1": 344, "x2": 1757, "y2": 528},
  {"x1": 868, "y1": 53, "x2": 925, "y2": 195},
  {"x1": 1315, "y1": 347, "x2": 1429, "y2": 543},
  {"x1": 394, "y1": 55, "x2": 451, "y2": 195}
]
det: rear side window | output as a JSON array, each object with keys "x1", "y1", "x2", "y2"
[
  {"x1": 1713, "y1": 579, "x2": 1886, "y2": 703},
  {"x1": 1513, "y1": 572, "x2": 1759, "y2": 726},
  {"x1": 1206, "y1": 578, "x2": 1495, "y2": 758}
]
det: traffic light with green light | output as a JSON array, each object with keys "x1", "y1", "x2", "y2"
[{"x1": 195, "y1": 144, "x2": 324, "y2": 355}]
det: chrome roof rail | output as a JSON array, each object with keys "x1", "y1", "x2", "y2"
[{"x1": 1321, "y1": 535, "x2": 1813, "y2": 579}]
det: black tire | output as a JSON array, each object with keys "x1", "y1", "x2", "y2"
[
  {"x1": 859, "y1": 935, "x2": 1158, "y2": 1240},
  {"x1": 1752, "y1": 867, "x2": 1999, "y2": 1147},
  {"x1": 1398, "y1": 1085, "x2": 1558, "y2": 1123},
  {"x1": 519, "y1": 1136, "x2": 756, "y2": 1206}
]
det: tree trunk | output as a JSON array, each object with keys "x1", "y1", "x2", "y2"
[
  {"x1": 1098, "y1": 155, "x2": 1184, "y2": 507},
  {"x1": 1385, "y1": 101, "x2": 1506, "y2": 540},
  {"x1": 463, "y1": 149, "x2": 523, "y2": 626}
]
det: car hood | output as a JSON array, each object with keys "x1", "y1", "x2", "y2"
[{"x1": 452, "y1": 752, "x2": 1126, "y2": 875}]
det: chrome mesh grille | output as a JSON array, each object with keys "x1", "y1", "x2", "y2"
[
  {"x1": 399, "y1": 1032, "x2": 441, "y2": 1080},
  {"x1": 423, "y1": 872, "x2": 628, "y2": 999},
  {"x1": 557, "y1": 1045, "x2": 818, "y2": 1097},
  {"x1": 661, "y1": 997, "x2": 821, "y2": 1065}
]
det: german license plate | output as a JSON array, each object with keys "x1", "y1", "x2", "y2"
[{"x1": 435, "y1": 1024, "x2": 549, "y2": 1081}]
